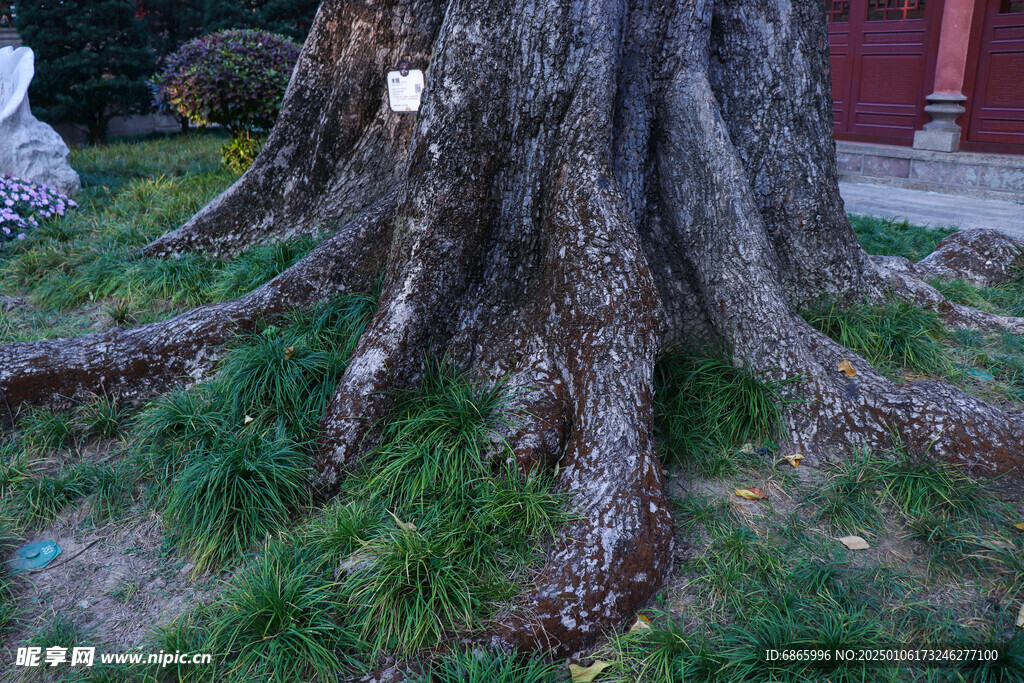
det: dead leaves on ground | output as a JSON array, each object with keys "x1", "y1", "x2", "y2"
[
  {"x1": 735, "y1": 487, "x2": 768, "y2": 501},
  {"x1": 837, "y1": 359, "x2": 856, "y2": 377},
  {"x1": 782, "y1": 453, "x2": 804, "y2": 468},
  {"x1": 388, "y1": 511, "x2": 416, "y2": 532},
  {"x1": 838, "y1": 535, "x2": 871, "y2": 550},
  {"x1": 569, "y1": 660, "x2": 611, "y2": 682},
  {"x1": 629, "y1": 614, "x2": 652, "y2": 632}
]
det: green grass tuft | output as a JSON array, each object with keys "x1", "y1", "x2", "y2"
[
  {"x1": 654, "y1": 346, "x2": 798, "y2": 473},
  {"x1": 0, "y1": 507, "x2": 19, "y2": 637},
  {"x1": 957, "y1": 629, "x2": 1024, "y2": 683},
  {"x1": 144, "y1": 608, "x2": 215, "y2": 683},
  {"x1": 130, "y1": 294, "x2": 376, "y2": 569},
  {"x1": 885, "y1": 448, "x2": 994, "y2": 521},
  {"x1": 132, "y1": 385, "x2": 229, "y2": 485},
  {"x1": 421, "y1": 649, "x2": 563, "y2": 682},
  {"x1": 805, "y1": 450, "x2": 888, "y2": 535},
  {"x1": 930, "y1": 270, "x2": 1024, "y2": 319},
  {"x1": 206, "y1": 544, "x2": 353, "y2": 682},
  {"x1": 802, "y1": 297, "x2": 951, "y2": 378},
  {"x1": 305, "y1": 499, "x2": 388, "y2": 559},
  {"x1": 0, "y1": 440, "x2": 35, "y2": 497},
  {"x1": 77, "y1": 395, "x2": 132, "y2": 439},
  {"x1": 163, "y1": 426, "x2": 311, "y2": 572},
  {"x1": 11, "y1": 462, "x2": 95, "y2": 527},
  {"x1": 85, "y1": 460, "x2": 137, "y2": 524},
  {"x1": 850, "y1": 214, "x2": 956, "y2": 262},
  {"x1": 203, "y1": 235, "x2": 320, "y2": 302},
  {"x1": 24, "y1": 612, "x2": 92, "y2": 651},
  {"x1": 365, "y1": 356, "x2": 513, "y2": 509},
  {"x1": 342, "y1": 525, "x2": 482, "y2": 654},
  {"x1": 605, "y1": 616, "x2": 719, "y2": 683},
  {"x1": 295, "y1": 359, "x2": 568, "y2": 657},
  {"x1": 19, "y1": 407, "x2": 81, "y2": 453}
]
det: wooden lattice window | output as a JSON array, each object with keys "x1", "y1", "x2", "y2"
[
  {"x1": 999, "y1": 0, "x2": 1023, "y2": 14},
  {"x1": 867, "y1": 0, "x2": 926, "y2": 21},
  {"x1": 827, "y1": 1, "x2": 851, "y2": 22}
]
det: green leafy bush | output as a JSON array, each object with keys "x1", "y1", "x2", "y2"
[
  {"x1": 220, "y1": 132, "x2": 264, "y2": 174},
  {"x1": 153, "y1": 29, "x2": 299, "y2": 137}
]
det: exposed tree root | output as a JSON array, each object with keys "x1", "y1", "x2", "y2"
[
  {"x1": 0, "y1": 196, "x2": 392, "y2": 414},
  {"x1": 781, "y1": 325, "x2": 1024, "y2": 479},
  {"x1": 866, "y1": 236, "x2": 1024, "y2": 335},
  {"x1": 658, "y1": 17, "x2": 1022, "y2": 484},
  {"x1": 487, "y1": 397, "x2": 672, "y2": 657},
  {"x1": 499, "y1": 354, "x2": 568, "y2": 474},
  {"x1": 916, "y1": 228, "x2": 1024, "y2": 287}
]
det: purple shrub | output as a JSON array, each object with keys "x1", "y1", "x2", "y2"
[
  {"x1": 152, "y1": 29, "x2": 301, "y2": 136},
  {"x1": 0, "y1": 176, "x2": 78, "y2": 244}
]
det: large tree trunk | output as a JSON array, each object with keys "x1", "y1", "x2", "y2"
[
  {"x1": 140, "y1": 1, "x2": 442, "y2": 257},
  {"x1": 4, "y1": 0, "x2": 1023, "y2": 660}
]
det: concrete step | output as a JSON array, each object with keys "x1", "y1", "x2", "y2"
[
  {"x1": 836, "y1": 140, "x2": 1024, "y2": 204},
  {"x1": 0, "y1": 28, "x2": 20, "y2": 48}
]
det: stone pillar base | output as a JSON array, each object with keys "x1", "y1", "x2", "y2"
[{"x1": 913, "y1": 92, "x2": 967, "y2": 153}]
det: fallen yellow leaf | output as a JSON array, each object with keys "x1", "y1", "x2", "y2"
[
  {"x1": 570, "y1": 660, "x2": 612, "y2": 682},
  {"x1": 735, "y1": 488, "x2": 768, "y2": 500},
  {"x1": 837, "y1": 359, "x2": 856, "y2": 377},
  {"x1": 1017, "y1": 603, "x2": 1024, "y2": 628},
  {"x1": 284, "y1": 345, "x2": 295, "y2": 360},
  {"x1": 783, "y1": 453, "x2": 804, "y2": 468},
  {"x1": 839, "y1": 535, "x2": 870, "y2": 550},
  {"x1": 388, "y1": 510, "x2": 416, "y2": 532},
  {"x1": 1015, "y1": 523, "x2": 1024, "y2": 531},
  {"x1": 630, "y1": 615, "x2": 652, "y2": 632}
]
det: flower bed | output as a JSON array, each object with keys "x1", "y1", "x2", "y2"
[{"x1": 0, "y1": 175, "x2": 77, "y2": 243}]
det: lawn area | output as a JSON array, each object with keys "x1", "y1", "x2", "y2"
[{"x1": 0, "y1": 137, "x2": 1022, "y2": 682}]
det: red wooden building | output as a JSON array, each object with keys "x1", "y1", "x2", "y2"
[{"x1": 829, "y1": 0, "x2": 1024, "y2": 154}]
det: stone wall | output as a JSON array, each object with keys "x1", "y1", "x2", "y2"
[
  {"x1": 54, "y1": 115, "x2": 184, "y2": 147},
  {"x1": 837, "y1": 140, "x2": 1024, "y2": 203}
]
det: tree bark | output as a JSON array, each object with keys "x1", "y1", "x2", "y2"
[
  {"x1": 3, "y1": 0, "x2": 1022, "y2": 660},
  {"x1": 140, "y1": 1, "x2": 442, "y2": 257}
]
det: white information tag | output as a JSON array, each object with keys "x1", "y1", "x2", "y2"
[{"x1": 386, "y1": 69, "x2": 424, "y2": 113}]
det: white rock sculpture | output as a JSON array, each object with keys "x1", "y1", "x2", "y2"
[{"x1": 0, "y1": 46, "x2": 80, "y2": 196}]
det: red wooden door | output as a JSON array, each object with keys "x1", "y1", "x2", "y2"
[
  {"x1": 828, "y1": 2, "x2": 856, "y2": 132},
  {"x1": 966, "y1": 0, "x2": 1024, "y2": 146},
  {"x1": 828, "y1": 0, "x2": 942, "y2": 145}
]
